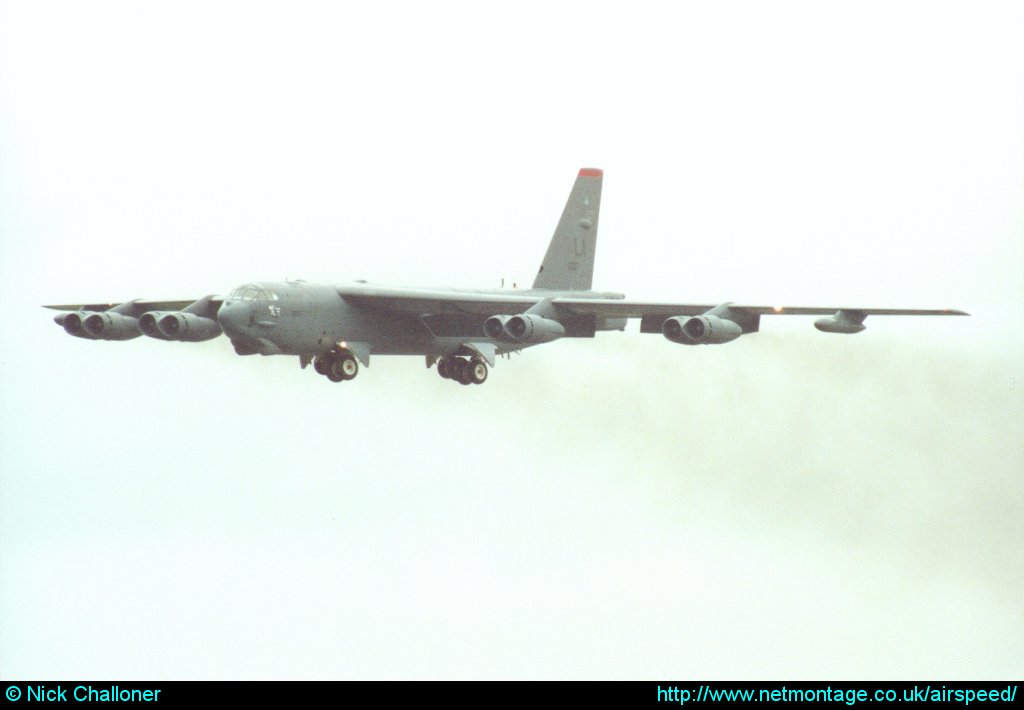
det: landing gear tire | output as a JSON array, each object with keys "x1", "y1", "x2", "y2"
[
  {"x1": 448, "y1": 357, "x2": 467, "y2": 381},
  {"x1": 326, "y1": 360, "x2": 345, "y2": 382},
  {"x1": 438, "y1": 356, "x2": 488, "y2": 385},
  {"x1": 314, "y1": 357, "x2": 329, "y2": 376},
  {"x1": 339, "y1": 353, "x2": 359, "y2": 380},
  {"x1": 467, "y1": 358, "x2": 488, "y2": 385}
]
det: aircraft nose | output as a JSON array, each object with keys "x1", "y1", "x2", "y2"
[{"x1": 217, "y1": 301, "x2": 246, "y2": 336}]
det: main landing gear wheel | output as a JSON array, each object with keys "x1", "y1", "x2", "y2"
[
  {"x1": 326, "y1": 360, "x2": 346, "y2": 382},
  {"x1": 437, "y1": 356, "x2": 488, "y2": 385},
  {"x1": 338, "y1": 353, "x2": 358, "y2": 380},
  {"x1": 437, "y1": 357, "x2": 452, "y2": 379},
  {"x1": 448, "y1": 357, "x2": 467, "y2": 380},
  {"x1": 467, "y1": 358, "x2": 488, "y2": 385},
  {"x1": 319, "y1": 349, "x2": 359, "y2": 383}
]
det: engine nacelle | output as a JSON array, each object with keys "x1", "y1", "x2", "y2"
[
  {"x1": 138, "y1": 312, "x2": 172, "y2": 340},
  {"x1": 81, "y1": 312, "x2": 142, "y2": 340},
  {"x1": 483, "y1": 315, "x2": 512, "y2": 339},
  {"x1": 56, "y1": 312, "x2": 97, "y2": 339},
  {"x1": 139, "y1": 312, "x2": 221, "y2": 341},
  {"x1": 503, "y1": 314, "x2": 565, "y2": 343},
  {"x1": 663, "y1": 315, "x2": 743, "y2": 345}
]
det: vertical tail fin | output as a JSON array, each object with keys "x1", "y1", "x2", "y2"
[{"x1": 532, "y1": 168, "x2": 602, "y2": 291}]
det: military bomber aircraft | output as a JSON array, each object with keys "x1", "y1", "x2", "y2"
[{"x1": 47, "y1": 168, "x2": 967, "y2": 386}]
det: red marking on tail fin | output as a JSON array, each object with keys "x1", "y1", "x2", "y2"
[{"x1": 578, "y1": 168, "x2": 603, "y2": 177}]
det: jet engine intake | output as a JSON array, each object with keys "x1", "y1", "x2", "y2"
[
  {"x1": 503, "y1": 314, "x2": 565, "y2": 344},
  {"x1": 158, "y1": 313, "x2": 222, "y2": 341},
  {"x1": 139, "y1": 312, "x2": 171, "y2": 339},
  {"x1": 483, "y1": 315, "x2": 511, "y2": 339},
  {"x1": 662, "y1": 315, "x2": 742, "y2": 345},
  {"x1": 57, "y1": 312, "x2": 96, "y2": 339},
  {"x1": 82, "y1": 312, "x2": 142, "y2": 340},
  {"x1": 140, "y1": 312, "x2": 221, "y2": 341}
]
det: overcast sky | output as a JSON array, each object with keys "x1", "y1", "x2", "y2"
[{"x1": 1, "y1": 0, "x2": 1021, "y2": 679}]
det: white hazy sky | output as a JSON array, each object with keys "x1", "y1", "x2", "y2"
[{"x1": 1, "y1": 0, "x2": 1022, "y2": 679}]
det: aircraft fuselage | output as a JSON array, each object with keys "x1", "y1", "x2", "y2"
[{"x1": 217, "y1": 280, "x2": 624, "y2": 360}]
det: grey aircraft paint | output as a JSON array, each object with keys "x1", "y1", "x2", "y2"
[{"x1": 45, "y1": 168, "x2": 968, "y2": 387}]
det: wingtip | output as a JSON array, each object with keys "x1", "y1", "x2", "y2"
[{"x1": 578, "y1": 167, "x2": 603, "y2": 178}]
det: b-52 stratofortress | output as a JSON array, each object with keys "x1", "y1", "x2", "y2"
[{"x1": 47, "y1": 169, "x2": 967, "y2": 386}]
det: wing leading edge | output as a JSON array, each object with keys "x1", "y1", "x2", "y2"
[
  {"x1": 550, "y1": 298, "x2": 969, "y2": 319},
  {"x1": 550, "y1": 298, "x2": 967, "y2": 339},
  {"x1": 335, "y1": 285, "x2": 967, "y2": 342},
  {"x1": 43, "y1": 299, "x2": 216, "y2": 314}
]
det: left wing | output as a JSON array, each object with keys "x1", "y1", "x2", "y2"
[
  {"x1": 551, "y1": 298, "x2": 968, "y2": 340},
  {"x1": 551, "y1": 298, "x2": 968, "y2": 319},
  {"x1": 338, "y1": 285, "x2": 967, "y2": 342}
]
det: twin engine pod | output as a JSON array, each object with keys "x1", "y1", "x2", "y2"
[
  {"x1": 138, "y1": 312, "x2": 222, "y2": 342},
  {"x1": 484, "y1": 314, "x2": 565, "y2": 344},
  {"x1": 57, "y1": 307, "x2": 221, "y2": 342},
  {"x1": 662, "y1": 314, "x2": 743, "y2": 345},
  {"x1": 56, "y1": 312, "x2": 142, "y2": 340}
]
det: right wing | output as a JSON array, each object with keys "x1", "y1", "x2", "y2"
[
  {"x1": 43, "y1": 299, "x2": 206, "y2": 313},
  {"x1": 46, "y1": 296, "x2": 223, "y2": 341}
]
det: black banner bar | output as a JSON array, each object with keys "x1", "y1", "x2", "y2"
[{"x1": 0, "y1": 681, "x2": 1020, "y2": 707}]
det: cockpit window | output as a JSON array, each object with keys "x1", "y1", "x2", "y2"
[
  {"x1": 228, "y1": 285, "x2": 278, "y2": 301},
  {"x1": 229, "y1": 286, "x2": 254, "y2": 300}
]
